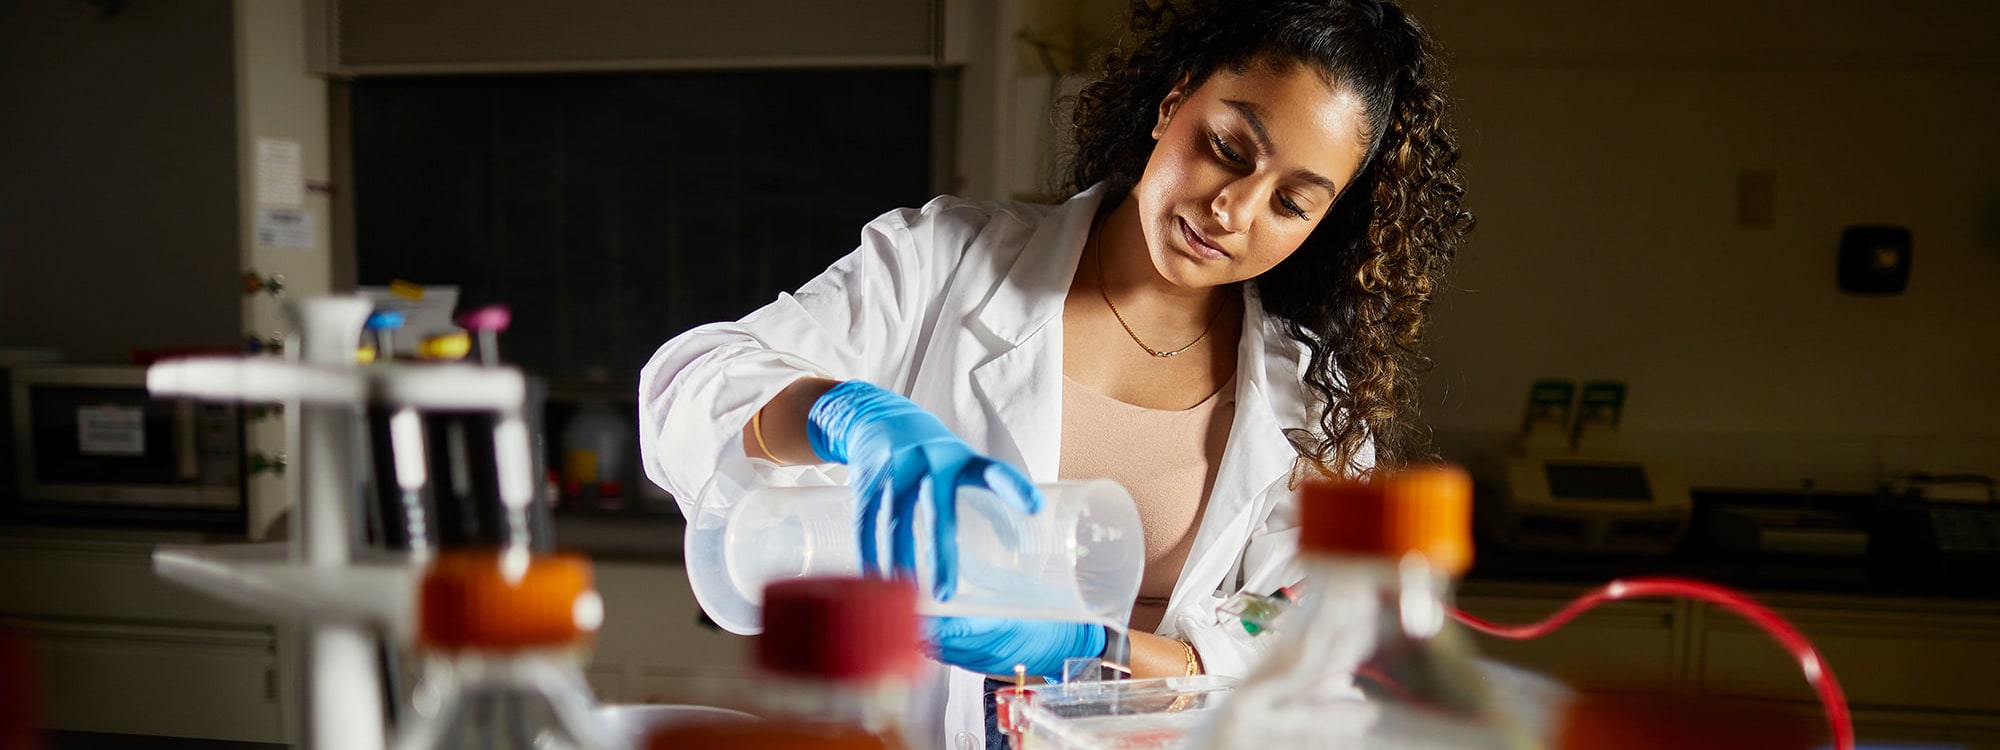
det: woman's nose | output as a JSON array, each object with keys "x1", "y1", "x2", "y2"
[{"x1": 1210, "y1": 181, "x2": 1254, "y2": 234}]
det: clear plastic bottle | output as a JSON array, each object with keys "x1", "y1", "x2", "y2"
[
  {"x1": 396, "y1": 549, "x2": 618, "y2": 750},
  {"x1": 1197, "y1": 465, "x2": 1536, "y2": 750},
  {"x1": 643, "y1": 577, "x2": 924, "y2": 750}
]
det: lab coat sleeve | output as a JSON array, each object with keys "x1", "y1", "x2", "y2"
[
  {"x1": 1173, "y1": 478, "x2": 1305, "y2": 678},
  {"x1": 638, "y1": 200, "x2": 975, "y2": 519}
]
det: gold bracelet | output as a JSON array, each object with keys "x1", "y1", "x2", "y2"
[
  {"x1": 1164, "y1": 639, "x2": 1202, "y2": 712},
  {"x1": 750, "y1": 410, "x2": 785, "y2": 465}
]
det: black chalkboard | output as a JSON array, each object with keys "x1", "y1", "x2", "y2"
[{"x1": 351, "y1": 70, "x2": 938, "y2": 381}]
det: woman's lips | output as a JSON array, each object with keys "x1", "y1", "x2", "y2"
[{"x1": 1179, "y1": 217, "x2": 1229, "y2": 260}]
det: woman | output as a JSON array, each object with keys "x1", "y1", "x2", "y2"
[{"x1": 639, "y1": 0, "x2": 1472, "y2": 745}]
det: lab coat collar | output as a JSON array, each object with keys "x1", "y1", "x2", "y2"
[
  {"x1": 964, "y1": 186, "x2": 1104, "y2": 480},
  {"x1": 968, "y1": 184, "x2": 1105, "y2": 347}
]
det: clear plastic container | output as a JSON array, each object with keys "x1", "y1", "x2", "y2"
[
  {"x1": 684, "y1": 480, "x2": 1144, "y2": 635},
  {"x1": 1001, "y1": 675, "x2": 1239, "y2": 750}
]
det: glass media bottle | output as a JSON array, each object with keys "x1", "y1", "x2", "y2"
[
  {"x1": 397, "y1": 549, "x2": 617, "y2": 750},
  {"x1": 1198, "y1": 465, "x2": 1536, "y2": 749}
]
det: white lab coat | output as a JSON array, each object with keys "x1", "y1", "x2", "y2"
[{"x1": 639, "y1": 184, "x2": 1371, "y2": 749}]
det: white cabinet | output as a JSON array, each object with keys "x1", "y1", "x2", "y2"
[
  {"x1": 28, "y1": 620, "x2": 282, "y2": 742},
  {"x1": 1458, "y1": 588, "x2": 1682, "y2": 695},
  {"x1": 1459, "y1": 581, "x2": 2000, "y2": 750},
  {"x1": 0, "y1": 531, "x2": 284, "y2": 743},
  {"x1": 1692, "y1": 595, "x2": 2000, "y2": 714},
  {"x1": 587, "y1": 560, "x2": 756, "y2": 704}
]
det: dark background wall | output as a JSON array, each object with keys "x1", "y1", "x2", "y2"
[
  {"x1": 348, "y1": 70, "x2": 938, "y2": 381},
  {"x1": 0, "y1": 0, "x2": 241, "y2": 363}
]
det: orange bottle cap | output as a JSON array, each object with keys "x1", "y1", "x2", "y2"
[
  {"x1": 418, "y1": 549, "x2": 601, "y2": 650},
  {"x1": 1299, "y1": 464, "x2": 1473, "y2": 576}
]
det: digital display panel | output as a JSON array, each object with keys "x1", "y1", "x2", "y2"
[{"x1": 1545, "y1": 463, "x2": 1651, "y2": 502}]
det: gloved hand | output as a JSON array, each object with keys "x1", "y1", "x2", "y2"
[
  {"x1": 924, "y1": 616, "x2": 1106, "y2": 679},
  {"x1": 806, "y1": 380, "x2": 1042, "y2": 599}
]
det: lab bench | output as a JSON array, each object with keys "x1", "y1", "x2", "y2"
[
  {"x1": 11, "y1": 515, "x2": 2000, "y2": 748},
  {"x1": 0, "y1": 514, "x2": 711, "y2": 747}
]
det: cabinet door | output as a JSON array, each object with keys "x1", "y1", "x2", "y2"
[
  {"x1": 27, "y1": 619, "x2": 283, "y2": 742},
  {"x1": 592, "y1": 562, "x2": 754, "y2": 678},
  {"x1": 1457, "y1": 593, "x2": 1681, "y2": 695},
  {"x1": 1696, "y1": 603, "x2": 2000, "y2": 714}
]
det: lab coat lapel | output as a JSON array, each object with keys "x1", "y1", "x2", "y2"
[
  {"x1": 965, "y1": 188, "x2": 1102, "y2": 480},
  {"x1": 1170, "y1": 285, "x2": 1305, "y2": 611}
]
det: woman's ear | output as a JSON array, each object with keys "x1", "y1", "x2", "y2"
[{"x1": 1152, "y1": 76, "x2": 1193, "y2": 139}]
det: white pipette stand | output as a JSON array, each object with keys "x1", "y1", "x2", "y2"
[{"x1": 148, "y1": 295, "x2": 538, "y2": 750}]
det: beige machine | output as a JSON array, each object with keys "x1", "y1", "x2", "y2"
[{"x1": 1481, "y1": 380, "x2": 1692, "y2": 555}]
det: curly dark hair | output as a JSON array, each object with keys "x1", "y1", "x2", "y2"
[{"x1": 1063, "y1": 0, "x2": 1474, "y2": 479}]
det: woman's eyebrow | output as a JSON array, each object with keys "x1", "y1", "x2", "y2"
[{"x1": 1223, "y1": 99, "x2": 1341, "y2": 196}]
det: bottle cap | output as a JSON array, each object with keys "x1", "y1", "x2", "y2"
[
  {"x1": 419, "y1": 550, "x2": 602, "y2": 649},
  {"x1": 1299, "y1": 464, "x2": 1473, "y2": 576},
  {"x1": 364, "y1": 310, "x2": 406, "y2": 331},
  {"x1": 455, "y1": 304, "x2": 512, "y2": 332},
  {"x1": 418, "y1": 331, "x2": 471, "y2": 361},
  {"x1": 757, "y1": 577, "x2": 919, "y2": 681}
]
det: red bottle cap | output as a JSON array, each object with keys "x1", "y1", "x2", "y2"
[{"x1": 757, "y1": 577, "x2": 920, "y2": 681}]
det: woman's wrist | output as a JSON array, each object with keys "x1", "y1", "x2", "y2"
[{"x1": 742, "y1": 377, "x2": 838, "y2": 464}]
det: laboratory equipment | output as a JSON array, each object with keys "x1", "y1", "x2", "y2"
[
  {"x1": 364, "y1": 307, "x2": 432, "y2": 552},
  {"x1": 1709, "y1": 504, "x2": 1868, "y2": 557},
  {"x1": 1485, "y1": 454, "x2": 1692, "y2": 555},
  {"x1": 560, "y1": 394, "x2": 631, "y2": 509},
  {"x1": 395, "y1": 549, "x2": 618, "y2": 750},
  {"x1": 999, "y1": 675, "x2": 1239, "y2": 750},
  {"x1": 8, "y1": 364, "x2": 245, "y2": 521},
  {"x1": 363, "y1": 309, "x2": 407, "y2": 364},
  {"x1": 1487, "y1": 379, "x2": 1691, "y2": 556},
  {"x1": 147, "y1": 294, "x2": 554, "y2": 750},
  {"x1": 643, "y1": 576, "x2": 926, "y2": 749},
  {"x1": 1196, "y1": 464, "x2": 1534, "y2": 750},
  {"x1": 684, "y1": 480, "x2": 1144, "y2": 635}
]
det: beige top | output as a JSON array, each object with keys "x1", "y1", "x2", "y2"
[{"x1": 1059, "y1": 374, "x2": 1237, "y2": 634}]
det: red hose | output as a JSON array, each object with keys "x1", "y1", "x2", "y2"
[{"x1": 1450, "y1": 577, "x2": 1853, "y2": 750}]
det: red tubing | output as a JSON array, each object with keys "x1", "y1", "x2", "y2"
[{"x1": 1450, "y1": 577, "x2": 1853, "y2": 750}]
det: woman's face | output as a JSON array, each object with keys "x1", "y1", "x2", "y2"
[{"x1": 1130, "y1": 63, "x2": 1372, "y2": 289}]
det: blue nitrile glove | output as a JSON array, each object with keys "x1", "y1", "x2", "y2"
[
  {"x1": 923, "y1": 616, "x2": 1107, "y2": 679},
  {"x1": 806, "y1": 380, "x2": 1043, "y2": 600}
]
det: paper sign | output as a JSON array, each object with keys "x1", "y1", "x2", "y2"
[
  {"x1": 256, "y1": 137, "x2": 303, "y2": 206},
  {"x1": 256, "y1": 207, "x2": 316, "y2": 250},
  {"x1": 78, "y1": 405, "x2": 145, "y2": 456}
]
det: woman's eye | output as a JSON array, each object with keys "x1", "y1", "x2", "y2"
[
  {"x1": 1278, "y1": 195, "x2": 1311, "y2": 220},
  {"x1": 1209, "y1": 134, "x2": 1246, "y2": 165}
]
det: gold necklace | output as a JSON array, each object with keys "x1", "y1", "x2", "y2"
[{"x1": 1092, "y1": 222, "x2": 1226, "y2": 359}]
